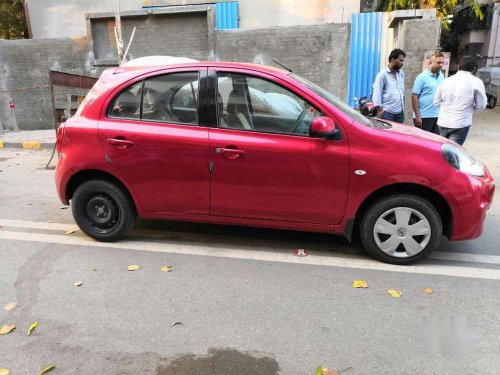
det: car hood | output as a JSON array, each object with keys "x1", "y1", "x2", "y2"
[{"x1": 379, "y1": 119, "x2": 453, "y2": 145}]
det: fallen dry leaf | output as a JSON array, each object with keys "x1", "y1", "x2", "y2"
[
  {"x1": 65, "y1": 229, "x2": 76, "y2": 235},
  {"x1": 388, "y1": 290, "x2": 402, "y2": 298},
  {"x1": 4, "y1": 302, "x2": 17, "y2": 311},
  {"x1": 161, "y1": 266, "x2": 173, "y2": 272},
  {"x1": 0, "y1": 324, "x2": 16, "y2": 335},
  {"x1": 423, "y1": 287, "x2": 433, "y2": 294},
  {"x1": 38, "y1": 365, "x2": 55, "y2": 375},
  {"x1": 127, "y1": 265, "x2": 140, "y2": 271},
  {"x1": 0, "y1": 368, "x2": 11, "y2": 375},
  {"x1": 170, "y1": 321, "x2": 182, "y2": 327},
  {"x1": 353, "y1": 280, "x2": 368, "y2": 288},
  {"x1": 91, "y1": 267, "x2": 97, "y2": 272},
  {"x1": 60, "y1": 206, "x2": 69, "y2": 209},
  {"x1": 74, "y1": 281, "x2": 83, "y2": 287},
  {"x1": 27, "y1": 321, "x2": 38, "y2": 336}
]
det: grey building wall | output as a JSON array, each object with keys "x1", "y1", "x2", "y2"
[
  {"x1": 0, "y1": 38, "x2": 96, "y2": 131},
  {"x1": 90, "y1": 10, "x2": 212, "y2": 64},
  {"x1": 215, "y1": 23, "x2": 350, "y2": 99},
  {"x1": 400, "y1": 19, "x2": 441, "y2": 124}
]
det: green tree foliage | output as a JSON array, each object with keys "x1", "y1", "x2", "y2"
[
  {"x1": 0, "y1": 0, "x2": 29, "y2": 39},
  {"x1": 379, "y1": 0, "x2": 484, "y2": 29}
]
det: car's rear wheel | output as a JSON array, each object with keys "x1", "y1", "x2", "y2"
[
  {"x1": 359, "y1": 195, "x2": 442, "y2": 264},
  {"x1": 486, "y1": 94, "x2": 497, "y2": 109},
  {"x1": 72, "y1": 180, "x2": 136, "y2": 242}
]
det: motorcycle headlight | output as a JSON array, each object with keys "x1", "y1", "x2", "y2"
[{"x1": 441, "y1": 144, "x2": 484, "y2": 177}]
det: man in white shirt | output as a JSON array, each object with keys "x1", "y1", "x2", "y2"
[{"x1": 433, "y1": 56, "x2": 487, "y2": 146}]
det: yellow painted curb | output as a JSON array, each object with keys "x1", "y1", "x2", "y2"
[
  {"x1": 0, "y1": 140, "x2": 4, "y2": 148},
  {"x1": 22, "y1": 141, "x2": 41, "y2": 149}
]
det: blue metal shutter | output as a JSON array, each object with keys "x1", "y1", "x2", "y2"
[{"x1": 216, "y1": 1, "x2": 239, "y2": 30}]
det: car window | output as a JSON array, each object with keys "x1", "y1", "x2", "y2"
[
  {"x1": 109, "y1": 81, "x2": 142, "y2": 120},
  {"x1": 142, "y1": 72, "x2": 199, "y2": 125},
  {"x1": 216, "y1": 73, "x2": 322, "y2": 135}
]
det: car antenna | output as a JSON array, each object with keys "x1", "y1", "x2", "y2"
[{"x1": 272, "y1": 60, "x2": 293, "y2": 73}]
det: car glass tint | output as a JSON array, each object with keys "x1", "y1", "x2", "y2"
[
  {"x1": 216, "y1": 72, "x2": 322, "y2": 135},
  {"x1": 108, "y1": 81, "x2": 143, "y2": 120},
  {"x1": 142, "y1": 72, "x2": 199, "y2": 125}
]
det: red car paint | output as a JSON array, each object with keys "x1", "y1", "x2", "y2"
[{"x1": 55, "y1": 62, "x2": 495, "y2": 244}]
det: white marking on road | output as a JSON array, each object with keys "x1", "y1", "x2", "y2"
[{"x1": 1, "y1": 225, "x2": 500, "y2": 280}]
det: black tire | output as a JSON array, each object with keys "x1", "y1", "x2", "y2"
[
  {"x1": 486, "y1": 95, "x2": 497, "y2": 109},
  {"x1": 359, "y1": 194, "x2": 442, "y2": 265},
  {"x1": 72, "y1": 179, "x2": 136, "y2": 242}
]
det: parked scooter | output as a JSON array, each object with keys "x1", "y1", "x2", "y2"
[{"x1": 354, "y1": 96, "x2": 377, "y2": 117}]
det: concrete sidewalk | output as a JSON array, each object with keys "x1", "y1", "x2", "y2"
[{"x1": 0, "y1": 129, "x2": 56, "y2": 149}]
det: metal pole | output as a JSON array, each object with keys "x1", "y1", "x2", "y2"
[
  {"x1": 9, "y1": 97, "x2": 19, "y2": 131},
  {"x1": 115, "y1": 0, "x2": 123, "y2": 63},
  {"x1": 121, "y1": 26, "x2": 136, "y2": 66}
]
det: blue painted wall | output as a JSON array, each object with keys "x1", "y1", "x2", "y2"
[
  {"x1": 347, "y1": 12, "x2": 382, "y2": 107},
  {"x1": 216, "y1": 2, "x2": 239, "y2": 30}
]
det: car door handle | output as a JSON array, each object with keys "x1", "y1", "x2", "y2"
[
  {"x1": 216, "y1": 147, "x2": 246, "y2": 159},
  {"x1": 107, "y1": 138, "x2": 134, "y2": 149}
]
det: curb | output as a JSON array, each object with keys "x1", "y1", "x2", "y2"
[{"x1": 0, "y1": 140, "x2": 55, "y2": 150}]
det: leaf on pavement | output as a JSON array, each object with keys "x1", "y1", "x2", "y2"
[
  {"x1": 27, "y1": 321, "x2": 38, "y2": 336},
  {"x1": 127, "y1": 265, "x2": 140, "y2": 271},
  {"x1": 315, "y1": 367, "x2": 340, "y2": 375},
  {"x1": 0, "y1": 324, "x2": 16, "y2": 335},
  {"x1": 388, "y1": 290, "x2": 402, "y2": 298},
  {"x1": 170, "y1": 321, "x2": 182, "y2": 327},
  {"x1": 4, "y1": 302, "x2": 17, "y2": 311},
  {"x1": 161, "y1": 266, "x2": 173, "y2": 272},
  {"x1": 65, "y1": 229, "x2": 75, "y2": 235},
  {"x1": 423, "y1": 287, "x2": 433, "y2": 294},
  {"x1": 91, "y1": 267, "x2": 97, "y2": 272},
  {"x1": 0, "y1": 368, "x2": 12, "y2": 375},
  {"x1": 60, "y1": 206, "x2": 69, "y2": 209},
  {"x1": 353, "y1": 280, "x2": 368, "y2": 288},
  {"x1": 38, "y1": 365, "x2": 55, "y2": 375},
  {"x1": 74, "y1": 281, "x2": 83, "y2": 287}
]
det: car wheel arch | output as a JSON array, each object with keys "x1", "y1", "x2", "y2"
[
  {"x1": 65, "y1": 169, "x2": 138, "y2": 214},
  {"x1": 353, "y1": 183, "x2": 453, "y2": 240}
]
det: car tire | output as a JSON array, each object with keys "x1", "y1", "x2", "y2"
[
  {"x1": 72, "y1": 180, "x2": 136, "y2": 242},
  {"x1": 359, "y1": 194, "x2": 442, "y2": 265},
  {"x1": 486, "y1": 95, "x2": 497, "y2": 109}
]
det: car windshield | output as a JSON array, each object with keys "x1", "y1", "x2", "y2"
[{"x1": 290, "y1": 74, "x2": 391, "y2": 129}]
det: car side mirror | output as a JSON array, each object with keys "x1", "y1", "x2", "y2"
[{"x1": 309, "y1": 116, "x2": 341, "y2": 140}]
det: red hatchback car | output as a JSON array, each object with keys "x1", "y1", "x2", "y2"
[{"x1": 55, "y1": 62, "x2": 495, "y2": 264}]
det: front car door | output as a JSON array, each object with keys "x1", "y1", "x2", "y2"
[
  {"x1": 98, "y1": 68, "x2": 210, "y2": 215},
  {"x1": 208, "y1": 68, "x2": 349, "y2": 225}
]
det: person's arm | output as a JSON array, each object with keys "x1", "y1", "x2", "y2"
[
  {"x1": 372, "y1": 72, "x2": 384, "y2": 116},
  {"x1": 412, "y1": 75, "x2": 424, "y2": 127},
  {"x1": 474, "y1": 80, "x2": 487, "y2": 110},
  {"x1": 412, "y1": 94, "x2": 422, "y2": 127}
]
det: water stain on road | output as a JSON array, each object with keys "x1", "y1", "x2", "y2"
[{"x1": 156, "y1": 348, "x2": 280, "y2": 375}]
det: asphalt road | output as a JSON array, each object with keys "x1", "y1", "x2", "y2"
[{"x1": 1, "y1": 107, "x2": 499, "y2": 374}]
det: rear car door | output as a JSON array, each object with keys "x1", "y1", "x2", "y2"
[
  {"x1": 98, "y1": 68, "x2": 210, "y2": 214},
  {"x1": 208, "y1": 69, "x2": 349, "y2": 224}
]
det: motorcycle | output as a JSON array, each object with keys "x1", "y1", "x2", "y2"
[{"x1": 354, "y1": 96, "x2": 377, "y2": 117}]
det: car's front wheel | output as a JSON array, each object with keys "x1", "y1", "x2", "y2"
[
  {"x1": 359, "y1": 195, "x2": 442, "y2": 264},
  {"x1": 486, "y1": 94, "x2": 497, "y2": 109},
  {"x1": 72, "y1": 180, "x2": 136, "y2": 242}
]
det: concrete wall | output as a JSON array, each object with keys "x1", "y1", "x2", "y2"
[
  {"x1": 215, "y1": 23, "x2": 350, "y2": 99},
  {"x1": 89, "y1": 9, "x2": 212, "y2": 64},
  {"x1": 26, "y1": 0, "x2": 360, "y2": 39},
  {"x1": 400, "y1": 18, "x2": 441, "y2": 124},
  {"x1": 0, "y1": 38, "x2": 96, "y2": 131}
]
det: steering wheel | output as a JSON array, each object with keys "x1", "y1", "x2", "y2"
[{"x1": 291, "y1": 109, "x2": 307, "y2": 134}]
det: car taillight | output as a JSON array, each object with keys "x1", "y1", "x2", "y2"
[{"x1": 56, "y1": 123, "x2": 65, "y2": 153}]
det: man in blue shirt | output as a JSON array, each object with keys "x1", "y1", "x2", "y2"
[
  {"x1": 372, "y1": 48, "x2": 406, "y2": 123},
  {"x1": 411, "y1": 51, "x2": 445, "y2": 134}
]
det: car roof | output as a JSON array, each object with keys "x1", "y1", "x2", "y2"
[{"x1": 112, "y1": 62, "x2": 290, "y2": 77}]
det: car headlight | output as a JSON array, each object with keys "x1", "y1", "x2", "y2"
[{"x1": 441, "y1": 144, "x2": 484, "y2": 177}]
